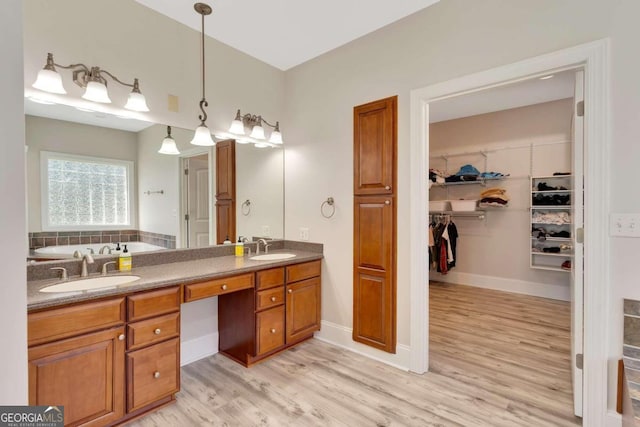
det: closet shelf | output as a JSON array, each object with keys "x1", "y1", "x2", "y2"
[
  {"x1": 531, "y1": 252, "x2": 573, "y2": 258},
  {"x1": 531, "y1": 189, "x2": 573, "y2": 194},
  {"x1": 531, "y1": 265, "x2": 571, "y2": 273},
  {"x1": 430, "y1": 177, "x2": 506, "y2": 187},
  {"x1": 429, "y1": 210, "x2": 486, "y2": 219},
  {"x1": 531, "y1": 205, "x2": 571, "y2": 210},
  {"x1": 530, "y1": 237, "x2": 572, "y2": 242}
]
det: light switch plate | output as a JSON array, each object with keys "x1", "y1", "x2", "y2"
[
  {"x1": 261, "y1": 225, "x2": 271, "y2": 237},
  {"x1": 299, "y1": 227, "x2": 309, "y2": 241},
  {"x1": 610, "y1": 213, "x2": 640, "y2": 237}
]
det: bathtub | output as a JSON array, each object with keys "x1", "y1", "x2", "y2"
[{"x1": 34, "y1": 242, "x2": 167, "y2": 258}]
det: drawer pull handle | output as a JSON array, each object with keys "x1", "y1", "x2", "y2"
[
  {"x1": 385, "y1": 200, "x2": 390, "y2": 205},
  {"x1": 288, "y1": 289, "x2": 293, "y2": 294},
  {"x1": 118, "y1": 334, "x2": 125, "y2": 341},
  {"x1": 154, "y1": 371, "x2": 160, "y2": 379},
  {"x1": 221, "y1": 284, "x2": 228, "y2": 290},
  {"x1": 385, "y1": 185, "x2": 391, "y2": 190},
  {"x1": 154, "y1": 328, "x2": 161, "y2": 335},
  {"x1": 270, "y1": 328, "x2": 276, "y2": 334},
  {"x1": 270, "y1": 296, "x2": 277, "y2": 302}
]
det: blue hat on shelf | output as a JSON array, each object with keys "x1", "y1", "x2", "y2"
[{"x1": 455, "y1": 164, "x2": 480, "y2": 176}]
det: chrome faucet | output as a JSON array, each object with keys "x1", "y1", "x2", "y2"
[
  {"x1": 99, "y1": 245, "x2": 113, "y2": 255},
  {"x1": 101, "y1": 261, "x2": 117, "y2": 276},
  {"x1": 86, "y1": 247, "x2": 95, "y2": 255},
  {"x1": 81, "y1": 254, "x2": 95, "y2": 277},
  {"x1": 256, "y1": 238, "x2": 270, "y2": 255}
]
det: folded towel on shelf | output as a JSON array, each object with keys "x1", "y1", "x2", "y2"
[{"x1": 479, "y1": 187, "x2": 510, "y2": 207}]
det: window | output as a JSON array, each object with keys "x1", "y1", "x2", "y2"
[{"x1": 41, "y1": 151, "x2": 135, "y2": 230}]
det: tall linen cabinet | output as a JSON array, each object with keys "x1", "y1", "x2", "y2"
[{"x1": 352, "y1": 96, "x2": 397, "y2": 353}]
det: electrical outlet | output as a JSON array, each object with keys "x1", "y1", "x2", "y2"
[
  {"x1": 610, "y1": 213, "x2": 640, "y2": 237},
  {"x1": 261, "y1": 225, "x2": 271, "y2": 237},
  {"x1": 299, "y1": 227, "x2": 309, "y2": 241}
]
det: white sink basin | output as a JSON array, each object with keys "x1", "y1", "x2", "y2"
[
  {"x1": 40, "y1": 275, "x2": 141, "y2": 293},
  {"x1": 250, "y1": 253, "x2": 296, "y2": 261}
]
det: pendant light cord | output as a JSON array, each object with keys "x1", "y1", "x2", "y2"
[{"x1": 197, "y1": 5, "x2": 208, "y2": 125}]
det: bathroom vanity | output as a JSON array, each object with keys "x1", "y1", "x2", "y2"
[{"x1": 26, "y1": 247, "x2": 321, "y2": 426}]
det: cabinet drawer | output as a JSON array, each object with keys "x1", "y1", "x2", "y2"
[
  {"x1": 184, "y1": 273, "x2": 254, "y2": 302},
  {"x1": 286, "y1": 260, "x2": 321, "y2": 283},
  {"x1": 256, "y1": 267, "x2": 285, "y2": 290},
  {"x1": 127, "y1": 312, "x2": 180, "y2": 351},
  {"x1": 256, "y1": 286, "x2": 284, "y2": 311},
  {"x1": 127, "y1": 287, "x2": 181, "y2": 322},
  {"x1": 28, "y1": 297, "x2": 125, "y2": 346},
  {"x1": 126, "y1": 338, "x2": 180, "y2": 413},
  {"x1": 256, "y1": 306, "x2": 285, "y2": 355}
]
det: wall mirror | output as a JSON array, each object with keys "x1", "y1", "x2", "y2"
[{"x1": 25, "y1": 100, "x2": 284, "y2": 260}]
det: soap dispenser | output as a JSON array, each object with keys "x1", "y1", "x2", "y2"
[
  {"x1": 119, "y1": 244, "x2": 132, "y2": 271},
  {"x1": 235, "y1": 237, "x2": 244, "y2": 257},
  {"x1": 223, "y1": 236, "x2": 232, "y2": 245}
]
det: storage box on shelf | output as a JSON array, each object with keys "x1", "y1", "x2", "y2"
[{"x1": 530, "y1": 175, "x2": 573, "y2": 272}]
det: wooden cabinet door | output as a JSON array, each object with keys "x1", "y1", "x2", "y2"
[
  {"x1": 215, "y1": 139, "x2": 236, "y2": 243},
  {"x1": 215, "y1": 139, "x2": 235, "y2": 200},
  {"x1": 126, "y1": 338, "x2": 180, "y2": 413},
  {"x1": 285, "y1": 277, "x2": 321, "y2": 344},
  {"x1": 353, "y1": 96, "x2": 397, "y2": 195},
  {"x1": 29, "y1": 327, "x2": 125, "y2": 427},
  {"x1": 215, "y1": 199, "x2": 236, "y2": 245},
  {"x1": 353, "y1": 195, "x2": 396, "y2": 353}
]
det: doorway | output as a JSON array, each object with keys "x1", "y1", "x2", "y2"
[
  {"x1": 409, "y1": 40, "x2": 611, "y2": 423},
  {"x1": 182, "y1": 153, "x2": 210, "y2": 248}
]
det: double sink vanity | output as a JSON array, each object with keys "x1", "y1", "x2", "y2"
[{"x1": 26, "y1": 241, "x2": 322, "y2": 426}]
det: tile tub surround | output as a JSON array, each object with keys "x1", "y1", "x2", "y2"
[
  {"x1": 29, "y1": 230, "x2": 176, "y2": 250},
  {"x1": 623, "y1": 299, "x2": 640, "y2": 425}
]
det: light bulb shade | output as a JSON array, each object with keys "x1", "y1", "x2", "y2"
[
  {"x1": 158, "y1": 136, "x2": 180, "y2": 155},
  {"x1": 124, "y1": 91, "x2": 149, "y2": 112},
  {"x1": 82, "y1": 81, "x2": 112, "y2": 103},
  {"x1": 229, "y1": 119, "x2": 245, "y2": 135},
  {"x1": 32, "y1": 69, "x2": 66, "y2": 94},
  {"x1": 190, "y1": 125, "x2": 215, "y2": 146},
  {"x1": 268, "y1": 130, "x2": 283, "y2": 145},
  {"x1": 250, "y1": 125, "x2": 265, "y2": 140}
]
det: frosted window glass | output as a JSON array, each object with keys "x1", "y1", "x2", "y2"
[{"x1": 46, "y1": 157, "x2": 130, "y2": 227}]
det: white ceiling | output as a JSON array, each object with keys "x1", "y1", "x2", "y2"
[
  {"x1": 429, "y1": 70, "x2": 576, "y2": 123},
  {"x1": 134, "y1": 0, "x2": 440, "y2": 71}
]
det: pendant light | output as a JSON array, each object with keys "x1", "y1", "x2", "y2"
[
  {"x1": 158, "y1": 126, "x2": 181, "y2": 155},
  {"x1": 190, "y1": 3, "x2": 215, "y2": 147}
]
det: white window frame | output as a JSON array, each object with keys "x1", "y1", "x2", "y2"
[{"x1": 40, "y1": 151, "x2": 136, "y2": 231}]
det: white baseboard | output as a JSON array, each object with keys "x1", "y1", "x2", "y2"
[
  {"x1": 432, "y1": 271, "x2": 570, "y2": 301},
  {"x1": 605, "y1": 410, "x2": 621, "y2": 427},
  {"x1": 315, "y1": 320, "x2": 411, "y2": 371},
  {"x1": 180, "y1": 332, "x2": 218, "y2": 367}
]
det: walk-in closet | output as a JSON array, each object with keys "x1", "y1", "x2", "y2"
[{"x1": 427, "y1": 69, "x2": 584, "y2": 424}]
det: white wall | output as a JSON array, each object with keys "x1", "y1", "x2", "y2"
[
  {"x1": 283, "y1": 0, "x2": 639, "y2": 412},
  {"x1": 429, "y1": 99, "x2": 573, "y2": 300},
  {"x1": 137, "y1": 124, "x2": 197, "y2": 240},
  {"x1": 0, "y1": 0, "x2": 27, "y2": 404},
  {"x1": 26, "y1": 116, "x2": 138, "y2": 232},
  {"x1": 235, "y1": 144, "x2": 284, "y2": 240}
]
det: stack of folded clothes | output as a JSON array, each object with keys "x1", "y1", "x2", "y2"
[
  {"x1": 532, "y1": 193, "x2": 571, "y2": 205},
  {"x1": 479, "y1": 187, "x2": 509, "y2": 207},
  {"x1": 444, "y1": 164, "x2": 481, "y2": 183},
  {"x1": 429, "y1": 168, "x2": 447, "y2": 184}
]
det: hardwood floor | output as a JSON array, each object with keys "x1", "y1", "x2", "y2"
[{"x1": 127, "y1": 283, "x2": 580, "y2": 426}]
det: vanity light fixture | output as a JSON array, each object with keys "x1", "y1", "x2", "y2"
[
  {"x1": 189, "y1": 3, "x2": 215, "y2": 147},
  {"x1": 228, "y1": 109, "x2": 284, "y2": 147},
  {"x1": 158, "y1": 126, "x2": 181, "y2": 155},
  {"x1": 32, "y1": 53, "x2": 150, "y2": 112}
]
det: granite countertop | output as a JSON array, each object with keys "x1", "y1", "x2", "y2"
[{"x1": 28, "y1": 249, "x2": 322, "y2": 311}]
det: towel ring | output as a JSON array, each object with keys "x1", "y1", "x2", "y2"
[
  {"x1": 321, "y1": 197, "x2": 335, "y2": 219},
  {"x1": 241, "y1": 199, "x2": 251, "y2": 216}
]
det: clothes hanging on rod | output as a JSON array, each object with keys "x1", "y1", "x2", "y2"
[{"x1": 429, "y1": 214, "x2": 458, "y2": 274}]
